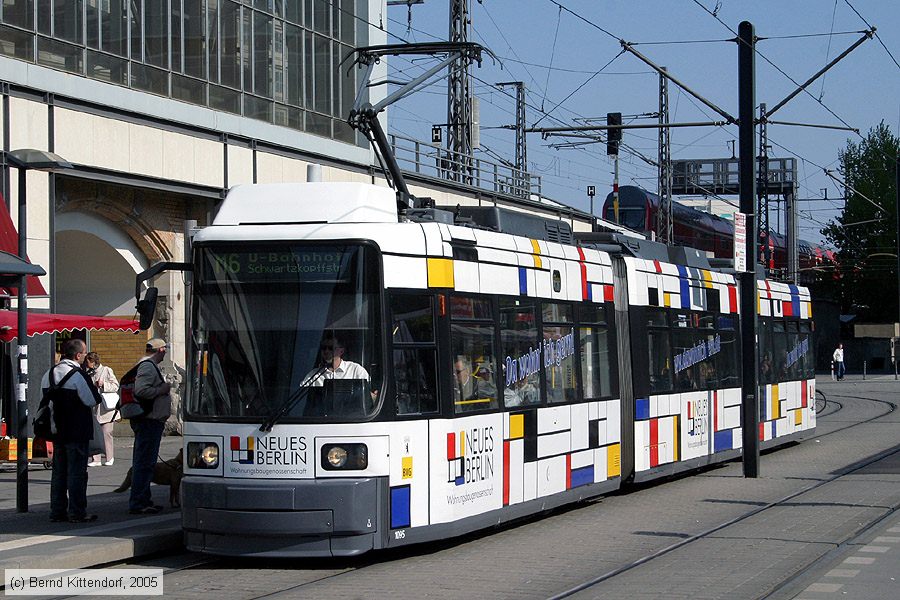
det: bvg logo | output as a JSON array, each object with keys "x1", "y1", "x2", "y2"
[{"x1": 230, "y1": 436, "x2": 255, "y2": 464}]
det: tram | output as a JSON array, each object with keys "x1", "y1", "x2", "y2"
[{"x1": 135, "y1": 180, "x2": 816, "y2": 557}]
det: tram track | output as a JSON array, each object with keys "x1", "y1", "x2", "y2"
[{"x1": 547, "y1": 392, "x2": 898, "y2": 600}]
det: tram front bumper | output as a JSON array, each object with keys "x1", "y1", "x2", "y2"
[{"x1": 182, "y1": 476, "x2": 381, "y2": 557}]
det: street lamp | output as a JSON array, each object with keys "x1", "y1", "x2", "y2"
[{"x1": 5, "y1": 149, "x2": 72, "y2": 513}]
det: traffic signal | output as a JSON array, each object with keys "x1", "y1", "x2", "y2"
[{"x1": 607, "y1": 112, "x2": 622, "y2": 155}]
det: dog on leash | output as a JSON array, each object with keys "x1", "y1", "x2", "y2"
[{"x1": 114, "y1": 448, "x2": 183, "y2": 507}]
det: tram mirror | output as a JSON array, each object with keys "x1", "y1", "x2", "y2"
[{"x1": 137, "y1": 287, "x2": 159, "y2": 330}]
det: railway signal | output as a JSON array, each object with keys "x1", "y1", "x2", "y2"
[{"x1": 606, "y1": 112, "x2": 622, "y2": 156}]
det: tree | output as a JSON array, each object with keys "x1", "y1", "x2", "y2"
[{"x1": 822, "y1": 122, "x2": 900, "y2": 321}]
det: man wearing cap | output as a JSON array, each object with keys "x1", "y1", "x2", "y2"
[{"x1": 128, "y1": 338, "x2": 172, "y2": 514}]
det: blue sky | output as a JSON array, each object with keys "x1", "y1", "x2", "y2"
[{"x1": 380, "y1": 0, "x2": 900, "y2": 245}]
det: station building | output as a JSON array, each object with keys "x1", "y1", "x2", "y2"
[{"x1": 0, "y1": 1, "x2": 594, "y2": 427}]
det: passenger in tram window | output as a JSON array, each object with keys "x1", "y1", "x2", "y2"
[
  {"x1": 760, "y1": 352, "x2": 773, "y2": 383},
  {"x1": 453, "y1": 357, "x2": 495, "y2": 409},
  {"x1": 509, "y1": 376, "x2": 539, "y2": 407},
  {"x1": 472, "y1": 358, "x2": 495, "y2": 386},
  {"x1": 699, "y1": 361, "x2": 717, "y2": 389},
  {"x1": 676, "y1": 366, "x2": 698, "y2": 391},
  {"x1": 777, "y1": 351, "x2": 790, "y2": 381}
]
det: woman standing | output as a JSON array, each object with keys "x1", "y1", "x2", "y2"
[{"x1": 85, "y1": 352, "x2": 120, "y2": 466}]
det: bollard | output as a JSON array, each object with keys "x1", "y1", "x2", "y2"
[
  {"x1": 831, "y1": 361, "x2": 835, "y2": 381},
  {"x1": 863, "y1": 360, "x2": 866, "y2": 380}
]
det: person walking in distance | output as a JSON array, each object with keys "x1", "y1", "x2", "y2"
[
  {"x1": 128, "y1": 338, "x2": 172, "y2": 514},
  {"x1": 85, "y1": 352, "x2": 120, "y2": 467},
  {"x1": 833, "y1": 343, "x2": 845, "y2": 381},
  {"x1": 41, "y1": 339, "x2": 102, "y2": 523}
]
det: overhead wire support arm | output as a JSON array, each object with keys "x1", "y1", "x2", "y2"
[
  {"x1": 620, "y1": 40, "x2": 737, "y2": 124},
  {"x1": 765, "y1": 28, "x2": 874, "y2": 117},
  {"x1": 765, "y1": 120, "x2": 859, "y2": 133},
  {"x1": 528, "y1": 120, "x2": 728, "y2": 137}
]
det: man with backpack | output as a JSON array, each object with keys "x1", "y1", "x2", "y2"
[
  {"x1": 127, "y1": 338, "x2": 172, "y2": 515},
  {"x1": 39, "y1": 339, "x2": 102, "y2": 523}
]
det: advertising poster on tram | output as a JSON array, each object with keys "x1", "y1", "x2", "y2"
[
  {"x1": 680, "y1": 393, "x2": 711, "y2": 461},
  {"x1": 215, "y1": 426, "x2": 315, "y2": 479},
  {"x1": 429, "y1": 415, "x2": 504, "y2": 523}
]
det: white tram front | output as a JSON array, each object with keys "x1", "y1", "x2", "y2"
[{"x1": 161, "y1": 181, "x2": 815, "y2": 557}]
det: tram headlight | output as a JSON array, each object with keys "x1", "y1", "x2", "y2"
[
  {"x1": 187, "y1": 442, "x2": 219, "y2": 469},
  {"x1": 321, "y1": 443, "x2": 368, "y2": 471},
  {"x1": 327, "y1": 446, "x2": 348, "y2": 467}
]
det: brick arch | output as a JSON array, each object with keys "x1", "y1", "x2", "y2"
[
  {"x1": 59, "y1": 198, "x2": 172, "y2": 263},
  {"x1": 55, "y1": 177, "x2": 206, "y2": 264}
]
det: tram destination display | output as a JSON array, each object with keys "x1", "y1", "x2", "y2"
[{"x1": 202, "y1": 246, "x2": 362, "y2": 283}]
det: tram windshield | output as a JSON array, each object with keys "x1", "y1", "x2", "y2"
[{"x1": 187, "y1": 243, "x2": 382, "y2": 422}]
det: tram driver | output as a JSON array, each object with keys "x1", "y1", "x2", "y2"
[{"x1": 301, "y1": 334, "x2": 378, "y2": 415}]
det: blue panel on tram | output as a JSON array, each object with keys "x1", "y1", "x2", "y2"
[
  {"x1": 713, "y1": 429, "x2": 733, "y2": 453},
  {"x1": 390, "y1": 485, "x2": 411, "y2": 529},
  {"x1": 571, "y1": 466, "x2": 593, "y2": 488},
  {"x1": 635, "y1": 398, "x2": 650, "y2": 420},
  {"x1": 789, "y1": 284, "x2": 801, "y2": 316},
  {"x1": 677, "y1": 265, "x2": 690, "y2": 308},
  {"x1": 519, "y1": 267, "x2": 527, "y2": 295}
]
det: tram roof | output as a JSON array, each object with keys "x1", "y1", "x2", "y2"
[{"x1": 213, "y1": 182, "x2": 399, "y2": 226}]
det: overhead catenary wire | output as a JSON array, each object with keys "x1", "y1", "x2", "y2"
[
  {"x1": 818, "y1": 0, "x2": 841, "y2": 101},
  {"x1": 843, "y1": 0, "x2": 900, "y2": 72},
  {"x1": 689, "y1": 0, "x2": 863, "y2": 136},
  {"x1": 541, "y1": 5, "x2": 564, "y2": 113}
]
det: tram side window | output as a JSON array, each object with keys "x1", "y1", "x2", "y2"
[
  {"x1": 647, "y1": 309, "x2": 672, "y2": 394},
  {"x1": 716, "y1": 315, "x2": 740, "y2": 388},
  {"x1": 392, "y1": 294, "x2": 435, "y2": 343},
  {"x1": 543, "y1": 303, "x2": 576, "y2": 404},
  {"x1": 758, "y1": 318, "x2": 775, "y2": 385},
  {"x1": 672, "y1": 326, "x2": 701, "y2": 392},
  {"x1": 578, "y1": 304, "x2": 615, "y2": 400},
  {"x1": 772, "y1": 320, "x2": 789, "y2": 380},
  {"x1": 451, "y1": 323, "x2": 498, "y2": 413},
  {"x1": 451, "y1": 295, "x2": 493, "y2": 320},
  {"x1": 500, "y1": 299, "x2": 542, "y2": 408},
  {"x1": 697, "y1": 313, "x2": 718, "y2": 389},
  {"x1": 393, "y1": 349, "x2": 438, "y2": 415},
  {"x1": 391, "y1": 294, "x2": 438, "y2": 415},
  {"x1": 799, "y1": 321, "x2": 814, "y2": 379},
  {"x1": 785, "y1": 321, "x2": 802, "y2": 381}
]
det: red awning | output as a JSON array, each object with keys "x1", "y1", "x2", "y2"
[
  {"x1": 0, "y1": 311, "x2": 139, "y2": 342},
  {"x1": 0, "y1": 193, "x2": 47, "y2": 296}
]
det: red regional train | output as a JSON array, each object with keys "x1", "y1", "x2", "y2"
[{"x1": 602, "y1": 186, "x2": 835, "y2": 281}]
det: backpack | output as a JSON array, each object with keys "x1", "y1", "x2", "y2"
[
  {"x1": 33, "y1": 368, "x2": 79, "y2": 439},
  {"x1": 117, "y1": 361, "x2": 161, "y2": 419}
]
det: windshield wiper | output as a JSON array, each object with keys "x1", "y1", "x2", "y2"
[{"x1": 259, "y1": 365, "x2": 328, "y2": 432}]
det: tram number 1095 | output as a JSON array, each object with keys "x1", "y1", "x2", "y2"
[{"x1": 394, "y1": 529, "x2": 406, "y2": 540}]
